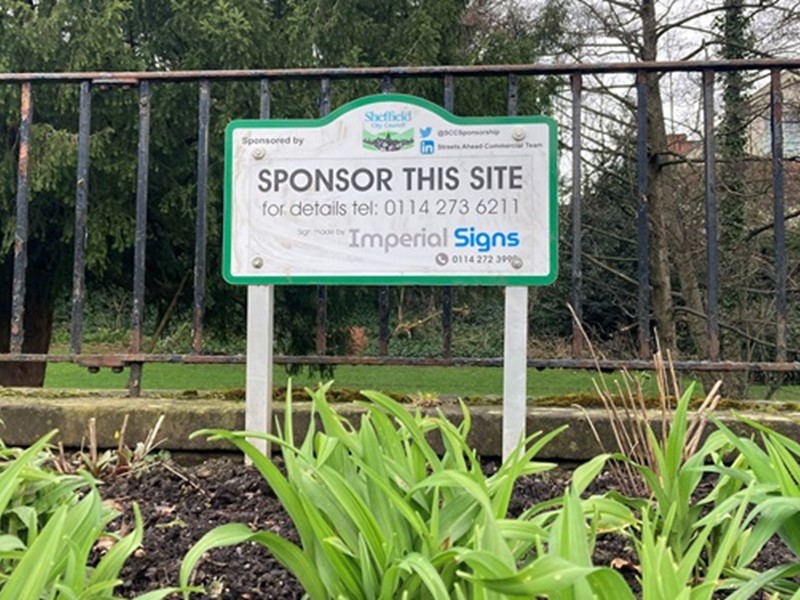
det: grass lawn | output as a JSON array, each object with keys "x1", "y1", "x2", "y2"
[
  {"x1": 42, "y1": 361, "x2": 800, "y2": 401},
  {"x1": 44, "y1": 362, "x2": 628, "y2": 397},
  {"x1": 43, "y1": 361, "x2": 775, "y2": 400}
]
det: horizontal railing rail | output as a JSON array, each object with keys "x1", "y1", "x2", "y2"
[
  {"x1": 2, "y1": 353, "x2": 800, "y2": 373},
  {"x1": 2, "y1": 57, "x2": 800, "y2": 82}
]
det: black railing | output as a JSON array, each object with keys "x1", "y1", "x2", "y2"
[{"x1": 3, "y1": 59, "x2": 800, "y2": 395}]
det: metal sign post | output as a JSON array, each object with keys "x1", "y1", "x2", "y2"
[{"x1": 225, "y1": 94, "x2": 557, "y2": 458}]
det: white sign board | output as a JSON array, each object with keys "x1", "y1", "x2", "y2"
[{"x1": 224, "y1": 94, "x2": 557, "y2": 285}]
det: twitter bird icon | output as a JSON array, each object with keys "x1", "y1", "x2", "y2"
[{"x1": 420, "y1": 127, "x2": 432, "y2": 138}]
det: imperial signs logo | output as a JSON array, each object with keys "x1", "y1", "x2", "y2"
[{"x1": 362, "y1": 109, "x2": 414, "y2": 152}]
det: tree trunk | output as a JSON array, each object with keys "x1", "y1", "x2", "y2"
[
  {"x1": 640, "y1": 0, "x2": 676, "y2": 353},
  {"x1": 0, "y1": 259, "x2": 53, "y2": 387},
  {"x1": 668, "y1": 214, "x2": 708, "y2": 356},
  {"x1": 646, "y1": 101, "x2": 677, "y2": 354}
]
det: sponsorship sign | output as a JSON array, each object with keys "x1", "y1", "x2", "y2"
[{"x1": 224, "y1": 94, "x2": 557, "y2": 285}]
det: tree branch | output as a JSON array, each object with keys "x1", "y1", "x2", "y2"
[
  {"x1": 745, "y1": 209, "x2": 800, "y2": 242},
  {"x1": 674, "y1": 305, "x2": 800, "y2": 354}
]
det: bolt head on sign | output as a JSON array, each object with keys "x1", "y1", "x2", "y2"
[{"x1": 224, "y1": 94, "x2": 557, "y2": 286}]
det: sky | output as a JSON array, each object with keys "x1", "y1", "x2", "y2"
[{"x1": 544, "y1": 0, "x2": 800, "y2": 182}]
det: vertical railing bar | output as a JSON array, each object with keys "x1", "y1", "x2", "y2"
[
  {"x1": 70, "y1": 81, "x2": 92, "y2": 355},
  {"x1": 636, "y1": 71, "x2": 651, "y2": 359},
  {"x1": 315, "y1": 292, "x2": 328, "y2": 356},
  {"x1": 702, "y1": 70, "x2": 720, "y2": 361},
  {"x1": 10, "y1": 82, "x2": 32, "y2": 354},
  {"x1": 128, "y1": 80, "x2": 151, "y2": 397},
  {"x1": 771, "y1": 69, "x2": 787, "y2": 362},
  {"x1": 379, "y1": 75, "x2": 391, "y2": 355},
  {"x1": 259, "y1": 78, "x2": 271, "y2": 120},
  {"x1": 570, "y1": 73, "x2": 584, "y2": 357},
  {"x1": 191, "y1": 79, "x2": 211, "y2": 353},
  {"x1": 316, "y1": 78, "x2": 331, "y2": 354},
  {"x1": 443, "y1": 74, "x2": 455, "y2": 114},
  {"x1": 507, "y1": 73, "x2": 518, "y2": 116},
  {"x1": 319, "y1": 77, "x2": 331, "y2": 117},
  {"x1": 379, "y1": 288, "x2": 390, "y2": 356},
  {"x1": 442, "y1": 74, "x2": 455, "y2": 359}
]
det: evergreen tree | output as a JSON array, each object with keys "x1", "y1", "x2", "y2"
[{"x1": 0, "y1": 0, "x2": 572, "y2": 385}]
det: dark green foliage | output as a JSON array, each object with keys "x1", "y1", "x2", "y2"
[
  {"x1": 0, "y1": 0, "x2": 572, "y2": 382},
  {"x1": 560, "y1": 129, "x2": 639, "y2": 347},
  {"x1": 714, "y1": 0, "x2": 756, "y2": 243}
]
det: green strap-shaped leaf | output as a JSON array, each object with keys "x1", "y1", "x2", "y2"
[
  {"x1": 192, "y1": 429, "x2": 316, "y2": 551},
  {"x1": 489, "y1": 425, "x2": 565, "y2": 519},
  {"x1": 313, "y1": 465, "x2": 387, "y2": 567},
  {"x1": 57, "y1": 491, "x2": 104, "y2": 595},
  {"x1": 726, "y1": 563, "x2": 800, "y2": 599},
  {"x1": 133, "y1": 587, "x2": 203, "y2": 600},
  {"x1": 90, "y1": 503, "x2": 144, "y2": 590},
  {"x1": 347, "y1": 459, "x2": 428, "y2": 542},
  {"x1": 585, "y1": 568, "x2": 637, "y2": 600},
  {"x1": 397, "y1": 553, "x2": 451, "y2": 599},
  {"x1": 454, "y1": 549, "x2": 516, "y2": 579},
  {"x1": 460, "y1": 554, "x2": 633, "y2": 600},
  {"x1": 0, "y1": 504, "x2": 66, "y2": 600},
  {"x1": 0, "y1": 431, "x2": 57, "y2": 517},
  {"x1": 180, "y1": 523, "x2": 327, "y2": 600},
  {"x1": 0, "y1": 535, "x2": 25, "y2": 553},
  {"x1": 309, "y1": 384, "x2": 362, "y2": 455},
  {"x1": 571, "y1": 454, "x2": 610, "y2": 497},
  {"x1": 361, "y1": 391, "x2": 442, "y2": 471}
]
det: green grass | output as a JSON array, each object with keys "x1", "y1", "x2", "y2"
[
  {"x1": 44, "y1": 363, "x2": 625, "y2": 398},
  {"x1": 42, "y1": 362, "x2": 800, "y2": 401}
]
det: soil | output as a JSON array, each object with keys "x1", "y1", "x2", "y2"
[{"x1": 99, "y1": 458, "x2": 794, "y2": 599}]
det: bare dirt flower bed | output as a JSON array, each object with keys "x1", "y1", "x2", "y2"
[
  {"x1": 101, "y1": 457, "x2": 572, "y2": 598},
  {"x1": 101, "y1": 457, "x2": 793, "y2": 599}
]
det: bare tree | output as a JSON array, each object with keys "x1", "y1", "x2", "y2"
[{"x1": 565, "y1": 0, "x2": 800, "y2": 375}]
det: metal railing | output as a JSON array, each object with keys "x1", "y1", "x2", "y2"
[{"x1": 3, "y1": 59, "x2": 800, "y2": 395}]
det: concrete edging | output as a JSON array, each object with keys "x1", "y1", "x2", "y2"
[{"x1": 1, "y1": 393, "x2": 799, "y2": 459}]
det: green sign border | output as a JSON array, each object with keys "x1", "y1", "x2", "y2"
[{"x1": 224, "y1": 93, "x2": 558, "y2": 286}]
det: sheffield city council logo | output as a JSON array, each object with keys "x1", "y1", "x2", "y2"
[{"x1": 362, "y1": 109, "x2": 414, "y2": 152}]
